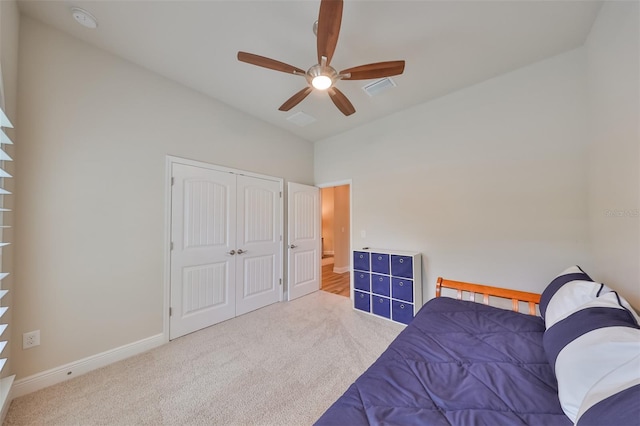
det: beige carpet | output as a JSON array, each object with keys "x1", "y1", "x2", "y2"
[{"x1": 5, "y1": 291, "x2": 404, "y2": 425}]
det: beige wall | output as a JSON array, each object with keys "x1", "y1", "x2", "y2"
[
  {"x1": 321, "y1": 187, "x2": 334, "y2": 255},
  {"x1": 585, "y1": 1, "x2": 639, "y2": 308},
  {"x1": 332, "y1": 185, "x2": 350, "y2": 271},
  {"x1": 320, "y1": 185, "x2": 350, "y2": 271},
  {"x1": 316, "y1": 48, "x2": 593, "y2": 299},
  {"x1": 14, "y1": 17, "x2": 313, "y2": 378}
]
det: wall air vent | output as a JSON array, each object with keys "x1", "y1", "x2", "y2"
[
  {"x1": 362, "y1": 77, "x2": 397, "y2": 97},
  {"x1": 286, "y1": 111, "x2": 317, "y2": 127}
]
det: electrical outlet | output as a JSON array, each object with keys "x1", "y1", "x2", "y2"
[{"x1": 23, "y1": 330, "x2": 40, "y2": 349}]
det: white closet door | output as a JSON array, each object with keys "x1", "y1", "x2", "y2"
[
  {"x1": 235, "y1": 175, "x2": 282, "y2": 315},
  {"x1": 287, "y1": 182, "x2": 321, "y2": 301},
  {"x1": 170, "y1": 164, "x2": 237, "y2": 339}
]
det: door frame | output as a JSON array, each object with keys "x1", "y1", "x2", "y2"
[
  {"x1": 316, "y1": 179, "x2": 353, "y2": 300},
  {"x1": 163, "y1": 155, "x2": 284, "y2": 342}
]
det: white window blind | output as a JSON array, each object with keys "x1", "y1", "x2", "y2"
[{"x1": 0, "y1": 106, "x2": 12, "y2": 388}]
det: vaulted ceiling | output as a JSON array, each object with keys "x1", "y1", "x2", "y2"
[{"x1": 17, "y1": 0, "x2": 602, "y2": 142}]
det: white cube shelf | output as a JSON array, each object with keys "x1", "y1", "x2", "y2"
[{"x1": 352, "y1": 248, "x2": 422, "y2": 325}]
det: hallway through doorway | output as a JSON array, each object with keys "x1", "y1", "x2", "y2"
[{"x1": 320, "y1": 184, "x2": 351, "y2": 298}]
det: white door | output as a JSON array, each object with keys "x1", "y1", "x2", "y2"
[
  {"x1": 170, "y1": 163, "x2": 237, "y2": 339},
  {"x1": 235, "y1": 175, "x2": 282, "y2": 315},
  {"x1": 287, "y1": 182, "x2": 321, "y2": 300}
]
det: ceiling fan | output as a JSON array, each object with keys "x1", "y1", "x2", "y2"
[{"x1": 237, "y1": 0, "x2": 405, "y2": 116}]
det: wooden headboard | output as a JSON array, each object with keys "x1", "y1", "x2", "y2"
[{"x1": 436, "y1": 277, "x2": 541, "y2": 316}]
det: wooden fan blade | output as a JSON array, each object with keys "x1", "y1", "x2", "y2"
[
  {"x1": 237, "y1": 51, "x2": 305, "y2": 75},
  {"x1": 279, "y1": 87, "x2": 313, "y2": 111},
  {"x1": 317, "y1": 0, "x2": 343, "y2": 66},
  {"x1": 328, "y1": 87, "x2": 355, "y2": 116},
  {"x1": 340, "y1": 61, "x2": 406, "y2": 80}
]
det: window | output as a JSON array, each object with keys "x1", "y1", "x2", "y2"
[{"x1": 0, "y1": 96, "x2": 14, "y2": 415}]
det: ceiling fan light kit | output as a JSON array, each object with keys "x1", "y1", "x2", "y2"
[
  {"x1": 237, "y1": 0, "x2": 405, "y2": 117},
  {"x1": 312, "y1": 75, "x2": 332, "y2": 90},
  {"x1": 308, "y1": 63, "x2": 339, "y2": 90}
]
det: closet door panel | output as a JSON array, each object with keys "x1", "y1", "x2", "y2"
[
  {"x1": 170, "y1": 164, "x2": 237, "y2": 339},
  {"x1": 235, "y1": 175, "x2": 281, "y2": 315}
]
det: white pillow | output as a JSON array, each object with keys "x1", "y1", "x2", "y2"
[
  {"x1": 543, "y1": 291, "x2": 640, "y2": 423},
  {"x1": 539, "y1": 266, "x2": 600, "y2": 326}
]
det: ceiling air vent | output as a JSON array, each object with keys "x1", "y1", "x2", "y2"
[
  {"x1": 362, "y1": 77, "x2": 397, "y2": 97},
  {"x1": 286, "y1": 111, "x2": 317, "y2": 127}
]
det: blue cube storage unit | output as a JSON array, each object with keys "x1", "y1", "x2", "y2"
[
  {"x1": 371, "y1": 253, "x2": 390, "y2": 274},
  {"x1": 371, "y1": 273, "x2": 391, "y2": 297},
  {"x1": 392, "y1": 277, "x2": 413, "y2": 302},
  {"x1": 353, "y1": 251, "x2": 370, "y2": 271},
  {"x1": 392, "y1": 300, "x2": 414, "y2": 325},
  {"x1": 354, "y1": 290, "x2": 370, "y2": 312},
  {"x1": 354, "y1": 271, "x2": 371, "y2": 292},
  {"x1": 352, "y1": 249, "x2": 422, "y2": 325},
  {"x1": 391, "y1": 255, "x2": 413, "y2": 278},
  {"x1": 372, "y1": 296, "x2": 391, "y2": 318}
]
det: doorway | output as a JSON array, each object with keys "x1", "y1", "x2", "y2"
[{"x1": 320, "y1": 184, "x2": 351, "y2": 298}]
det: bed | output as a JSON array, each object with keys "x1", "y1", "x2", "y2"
[{"x1": 315, "y1": 268, "x2": 640, "y2": 425}]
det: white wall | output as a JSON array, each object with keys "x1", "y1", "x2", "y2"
[
  {"x1": 585, "y1": 1, "x2": 640, "y2": 308},
  {"x1": 315, "y1": 48, "x2": 593, "y2": 299},
  {"x1": 15, "y1": 17, "x2": 313, "y2": 378}
]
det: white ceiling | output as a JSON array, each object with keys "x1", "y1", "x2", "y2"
[{"x1": 17, "y1": 0, "x2": 602, "y2": 142}]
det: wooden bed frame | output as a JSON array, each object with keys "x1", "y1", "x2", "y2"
[{"x1": 436, "y1": 277, "x2": 541, "y2": 316}]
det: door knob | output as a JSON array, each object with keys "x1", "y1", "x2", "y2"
[
  {"x1": 227, "y1": 250, "x2": 236, "y2": 255},
  {"x1": 237, "y1": 249, "x2": 246, "y2": 254},
  {"x1": 289, "y1": 244, "x2": 297, "y2": 249}
]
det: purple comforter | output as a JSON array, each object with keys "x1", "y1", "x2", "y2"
[{"x1": 316, "y1": 297, "x2": 571, "y2": 425}]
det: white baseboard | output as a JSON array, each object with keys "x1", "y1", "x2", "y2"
[
  {"x1": 333, "y1": 265, "x2": 350, "y2": 274},
  {"x1": 12, "y1": 333, "x2": 165, "y2": 398}
]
